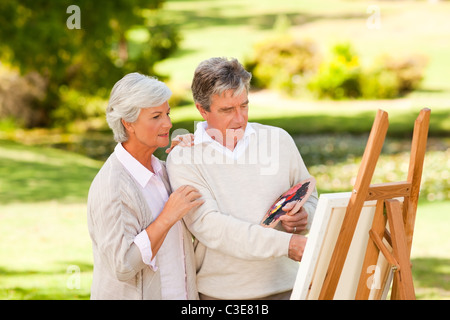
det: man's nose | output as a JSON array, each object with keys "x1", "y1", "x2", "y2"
[{"x1": 234, "y1": 108, "x2": 245, "y2": 123}]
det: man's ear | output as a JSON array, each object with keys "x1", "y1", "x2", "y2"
[{"x1": 195, "y1": 103, "x2": 208, "y2": 121}]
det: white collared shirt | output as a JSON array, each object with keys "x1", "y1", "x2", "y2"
[
  {"x1": 114, "y1": 143, "x2": 187, "y2": 300},
  {"x1": 193, "y1": 121, "x2": 256, "y2": 159}
]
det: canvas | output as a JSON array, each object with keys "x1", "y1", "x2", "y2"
[{"x1": 291, "y1": 192, "x2": 395, "y2": 300}]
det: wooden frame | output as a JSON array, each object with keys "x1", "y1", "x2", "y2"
[{"x1": 291, "y1": 108, "x2": 431, "y2": 300}]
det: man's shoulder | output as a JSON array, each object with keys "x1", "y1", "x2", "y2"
[{"x1": 166, "y1": 144, "x2": 197, "y2": 167}]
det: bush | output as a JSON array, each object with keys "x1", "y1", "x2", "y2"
[
  {"x1": 244, "y1": 35, "x2": 320, "y2": 94},
  {"x1": 308, "y1": 43, "x2": 427, "y2": 100},
  {"x1": 51, "y1": 86, "x2": 107, "y2": 128},
  {"x1": 377, "y1": 54, "x2": 427, "y2": 95},
  {"x1": 245, "y1": 36, "x2": 427, "y2": 100},
  {"x1": 308, "y1": 43, "x2": 361, "y2": 99},
  {"x1": 0, "y1": 67, "x2": 47, "y2": 128},
  {"x1": 360, "y1": 68, "x2": 399, "y2": 99}
]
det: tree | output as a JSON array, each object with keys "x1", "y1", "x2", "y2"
[{"x1": 0, "y1": 0, "x2": 180, "y2": 127}]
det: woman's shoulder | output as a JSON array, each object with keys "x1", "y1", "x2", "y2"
[{"x1": 89, "y1": 153, "x2": 134, "y2": 194}]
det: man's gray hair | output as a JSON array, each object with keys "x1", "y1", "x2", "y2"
[
  {"x1": 191, "y1": 57, "x2": 252, "y2": 111},
  {"x1": 106, "y1": 72, "x2": 172, "y2": 142}
]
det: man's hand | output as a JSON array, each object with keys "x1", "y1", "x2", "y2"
[
  {"x1": 288, "y1": 234, "x2": 307, "y2": 262},
  {"x1": 279, "y1": 201, "x2": 308, "y2": 234}
]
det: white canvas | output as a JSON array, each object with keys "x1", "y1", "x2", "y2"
[{"x1": 291, "y1": 192, "x2": 394, "y2": 300}]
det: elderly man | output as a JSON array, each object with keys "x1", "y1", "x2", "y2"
[{"x1": 166, "y1": 57, "x2": 318, "y2": 300}]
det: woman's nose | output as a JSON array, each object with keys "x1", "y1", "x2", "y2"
[{"x1": 164, "y1": 114, "x2": 173, "y2": 129}]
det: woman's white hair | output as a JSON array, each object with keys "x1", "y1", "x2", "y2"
[{"x1": 106, "y1": 72, "x2": 172, "y2": 142}]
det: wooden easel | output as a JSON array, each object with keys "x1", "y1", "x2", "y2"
[{"x1": 318, "y1": 108, "x2": 431, "y2": 300}]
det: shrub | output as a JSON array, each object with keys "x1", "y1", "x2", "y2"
[
  {"x1": 51, "y1": 86, "x2": 106, "y2": 128},
  {"x1": 360, "y1": 68, "x2": 400, "y2": 99},
  {"x1": 244, "y1": 35, "x2": 320, "y2": 94},
  {"x1": 376, "y1": 54, "x2": 427, "y2": 95},
  {"x1": 308, "y1": 43, "x2": 427, "y2": 100},
  {"x1": 307, "y1": 43, "x2": 362, "y2": 99},
  {"x1": 0, "y1": 67, "x2": 47, "y2": 128}
]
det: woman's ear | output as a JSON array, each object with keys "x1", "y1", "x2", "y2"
[{"x1": 121, "y1": 119, "x2": 134, "y2": 133}]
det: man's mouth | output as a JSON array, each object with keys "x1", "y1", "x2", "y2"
[{"x1": 158, "y1": 133, "x2": 169, "y2": 138}]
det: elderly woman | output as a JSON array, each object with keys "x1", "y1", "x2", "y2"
[{"x1": 87, "y1": 73, "x2": 203, "y2": 300}]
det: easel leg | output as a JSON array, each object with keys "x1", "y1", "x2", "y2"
[
  {"x1": 386, "y1": 199, "x2": 416, "y2": 300},
  {"x1": 356, "y1": 200, "x2": 386, "y2": 299}
]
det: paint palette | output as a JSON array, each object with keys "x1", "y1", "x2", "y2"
[{"x1": 260, "y1": 177, "x2": 316, "y2": 228}]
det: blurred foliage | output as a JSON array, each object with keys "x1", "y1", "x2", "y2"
[
  {"x1": 361, "y1": 54, "x2": 428, "y2": 99},
  {"x1": 0, "y1": 0, "x2": 180, "y2": 128},
  {"x1": 309, "y1": 42, "x2": 428, "y2": 99},
  {"x1": 246, "y1": 36, "x2": 427, "y2": 100},
  {"x1": 308, "y1": 43, "x2": 362, "y2": 99},
  {"x1": 244, "y1": 35, "x2": 320, "y2": 95}
]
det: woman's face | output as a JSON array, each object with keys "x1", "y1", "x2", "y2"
[{"x1": 127, "y1": 101, "x2": 172, "y2": 151}]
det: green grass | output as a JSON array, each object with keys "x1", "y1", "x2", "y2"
[
  {"x1": 0, "y1": 141, "x2": 99, "y2": 299},
  {"x1": 0, "y1": 140, "x2": 102, "y2": 204},
  {"x1": 411, "y1": 201, "x2": 450, "y2": 299},
  {"x1": 0, "y1": 202, "x2": 93, "y2": 299}
]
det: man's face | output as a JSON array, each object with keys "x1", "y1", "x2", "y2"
[{"x1": 196, "y1": 89, "x2": 249, "y2": 149}]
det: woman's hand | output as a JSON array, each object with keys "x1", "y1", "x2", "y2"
[
  {"x1": 145, "y1": 185, "x2": 204, "y2": 258},
  {"x1": 165, "y1": 134, "x2": 194, "y2": 153},
  {"x1": 158, "y1": 185, "x2": 204, "y2": 227}
]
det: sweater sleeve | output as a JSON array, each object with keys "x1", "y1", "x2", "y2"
[{"x1": 166, "y1": 148, "x2": 292, "y2": 261}]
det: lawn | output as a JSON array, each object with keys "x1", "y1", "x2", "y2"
[{"x1": 0, "y1": 202, "x2": 92, "y2": 299}]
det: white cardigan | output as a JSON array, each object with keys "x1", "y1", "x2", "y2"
[{"x1": 87, "y1": 153, "x2": 198, "y2": 300}]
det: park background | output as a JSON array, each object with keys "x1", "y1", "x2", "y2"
[{"x1": 0, "y1": 0, "x2": 448, "y2": 299}]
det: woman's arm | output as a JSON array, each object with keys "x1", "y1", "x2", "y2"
[{"x1": 145, "y1": 185, "x2": 203, "y2": 258}]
